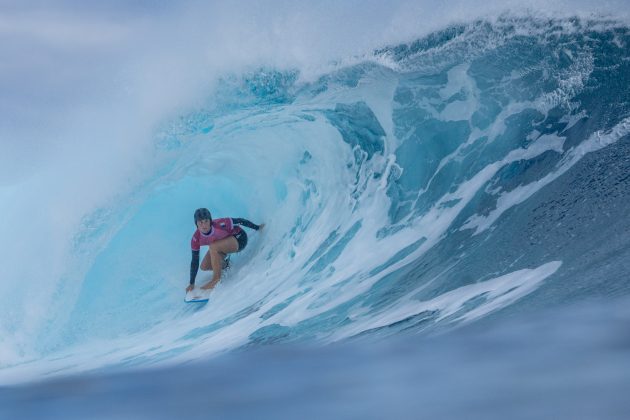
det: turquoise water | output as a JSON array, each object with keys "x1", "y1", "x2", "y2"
[{"x1": 1, "y1": 4, "x2": 629, "y2": 418}]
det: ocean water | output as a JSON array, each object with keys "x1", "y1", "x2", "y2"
[{"x1": 1, "y1": 1, "x2": 629, "y2": 418}]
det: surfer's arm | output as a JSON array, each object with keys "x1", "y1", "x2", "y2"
[
  {"x1": 232, "y1": 218, "x2": 263, "y2": 230},
  {"x1": 190, "y1": 250, "x2": 200, "y2": 285}
]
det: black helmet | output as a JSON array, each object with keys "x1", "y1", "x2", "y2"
[{"x1": 194, "y1": 208, "x2": 212, "y2": 225}]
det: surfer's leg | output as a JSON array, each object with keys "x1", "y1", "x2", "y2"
[
  {"x1": 200, "y1": 248, "x2": 229, "y2": 271},
  {"x1": 210, "y1": 236, "x2": 238, "y2": 270},
  {"x1": 200, "y1": 250, "x2": 213, "y2": 271},
  {"x1": 201, "y1": 237, "x2": 239, "y2": 289}
]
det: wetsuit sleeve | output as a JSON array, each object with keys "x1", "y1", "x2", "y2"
[
  {"x1": 190, "y1": 250, "x2": 200, "y2": 285},
  {"x1": 232, "y1": 218, "x2": 260, "y2": 230}
]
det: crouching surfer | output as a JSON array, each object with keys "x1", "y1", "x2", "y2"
[{"x1": 186, "y1": 208, "x2": 264, "y2": 292}]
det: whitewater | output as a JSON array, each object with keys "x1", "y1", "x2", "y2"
[{"x1": 1, "y1": 1, "x2": 630, "y2": 418}]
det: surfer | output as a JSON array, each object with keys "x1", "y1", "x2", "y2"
[{"x1": 186, "y1": 208, "x2": 264, "y2": 292}]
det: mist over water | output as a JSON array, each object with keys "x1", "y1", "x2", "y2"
[{"x1": 1, "y1": 1, "x2": 630, "y2": 418}]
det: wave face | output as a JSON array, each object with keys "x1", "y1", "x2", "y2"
[{"x1": 1, "y1": 13, "x2": 630, "y2": 386}]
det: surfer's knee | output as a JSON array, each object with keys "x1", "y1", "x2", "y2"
[{"x1": 210, "y1": 245, "x2": 229, "y2": 260}]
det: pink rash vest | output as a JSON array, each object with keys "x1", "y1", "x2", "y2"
[
  {"x1": 191, "y1": 218, "x2": 243, "y2": 251},
  {"x1": 188, "y1": 216, "x2": 260, "y2": 285}
]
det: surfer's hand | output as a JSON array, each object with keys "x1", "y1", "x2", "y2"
[
  {"x1": 186, "y1": 284, "x2": 194, "y2": 293},
  {"x1": 258, "y1": 223, "x2": 265, "y2": 231}
]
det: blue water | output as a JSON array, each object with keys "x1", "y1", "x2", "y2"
[
  {"x1": 1, "y1": 3, "x2": 630, "y2": 419},
  {"x1": 2, "y1": 297, "x2": 630, "y2": 419}
]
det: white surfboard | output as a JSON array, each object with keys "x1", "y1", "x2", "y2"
[{"x1": 185, "y1": 288, "x2": 211, "y2": 303}]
